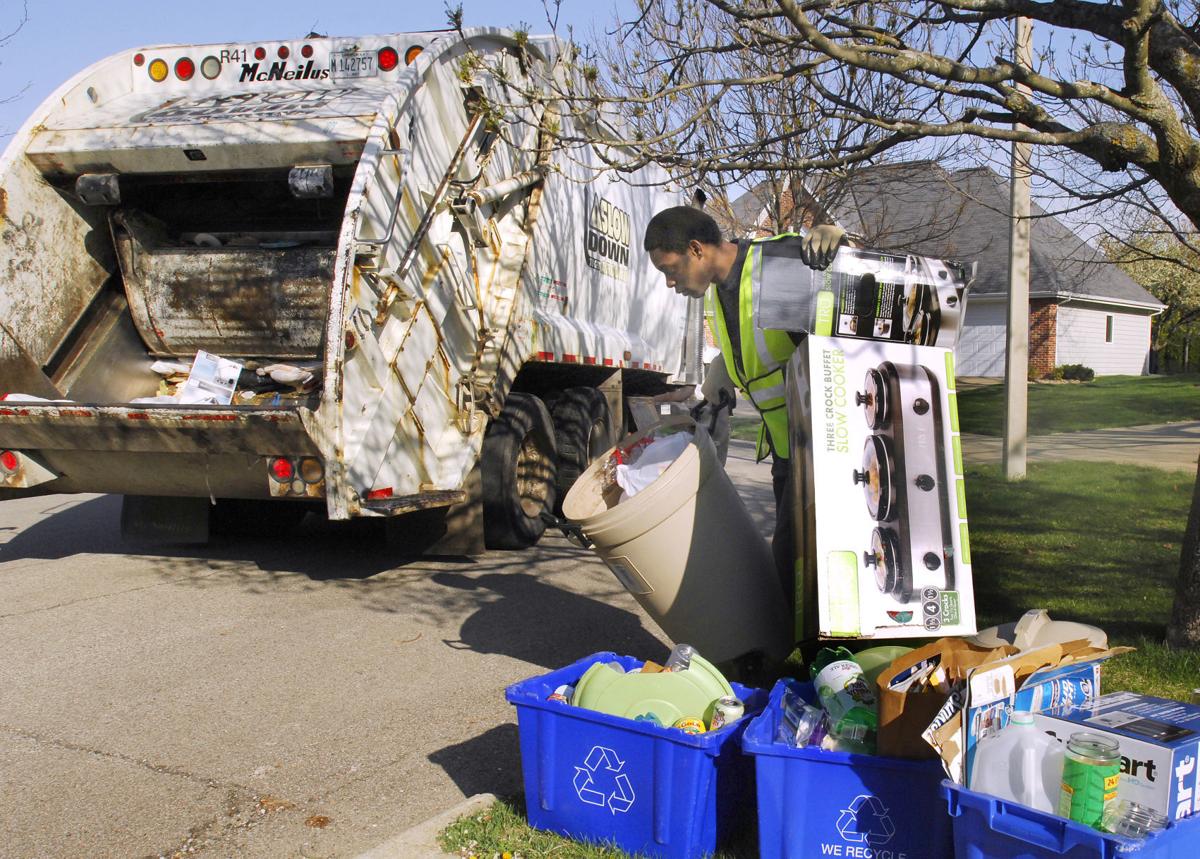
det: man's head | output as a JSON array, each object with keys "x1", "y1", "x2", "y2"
[{"x1": 643, "y1": 206, "x2": 732, "y2": 298}]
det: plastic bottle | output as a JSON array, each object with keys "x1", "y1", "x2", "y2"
[
  {"x1": 969, "y1": 711, "x2": 1065, "y2": 813},
  {"x1": 777, "y1": 689, "x2": 829, "y2": 747},
  {"x1": 664, "y1": 643, "x2": 696, "y2": 672},
  {"x1": 809, "y1": 647, "x2": 878, "y2": 752}
]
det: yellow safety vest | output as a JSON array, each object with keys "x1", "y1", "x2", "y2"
[{"x1": 707, "y1": 234, "x2": 799, "y2": 460}]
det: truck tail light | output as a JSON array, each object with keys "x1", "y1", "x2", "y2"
[
  {"x1": 148, "y1": 58, "x2": 169, "y2": 82},
  {"x1": 404, "y1": 46, "x2": 423, "y2": 65},
  {"x1": 298, "y1": 458, "x2": 324, "y2": 484},
  {"x1": 270, "y1": 457, "x2": 294, "y2": 482},
  {"x1": 201, "y1": 56, "x2": 221, "y2": 80},
  {"x1": 377, "y1": 46, "x2": 399, "y2": 72},
  {"x1": 0, "y1": 450, "x2": 17, "y2": 473},
  {"x1": 175, "y1": 57, "x2": 195, "y2": 81}
]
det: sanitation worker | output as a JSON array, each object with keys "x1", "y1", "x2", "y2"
[{"x1": 643, "y1": 206, "x2": 846, "y2": 609}]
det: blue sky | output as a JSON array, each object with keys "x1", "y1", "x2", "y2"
[{"x1": 0, "y1": 0, "x2": 628, "y2": 136}]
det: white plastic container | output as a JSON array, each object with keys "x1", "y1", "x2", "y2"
[{"x1": 969, "y1": 710, "x2": 1065, "y2": 813}]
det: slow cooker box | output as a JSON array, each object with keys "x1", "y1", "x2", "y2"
[{"x1": 785, "y1": 335, "x2": 977, "y2": 641}]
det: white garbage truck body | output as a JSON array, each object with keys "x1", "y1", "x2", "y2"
[{"x1": 0, "y1": 28, "x2": 699, "y2": 544}]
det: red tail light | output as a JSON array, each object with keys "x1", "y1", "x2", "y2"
[
  {"x1": 175, "y1": 57, "x2": 195, "y2": 81},
  {"x1": 254, "y1": 46, "x2": 266, "y2": 60},
  {"x1": 377, "y1": 46, "x2": 399, "y2": 72},
  {"x1": 270, "y1": 457, "x2": 294, "y2": 482},
  {"x1": 277, "y1": 45, "x2": 290, "y2": 59},
  {"x1": 0, "y1": 450, "x2": 17, "y2": 473}
]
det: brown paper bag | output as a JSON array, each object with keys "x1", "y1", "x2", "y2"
[{"x1": 876, "y1": 638, "x2": 1016, "y2": 758}]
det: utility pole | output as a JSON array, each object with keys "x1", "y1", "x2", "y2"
[{"x1": 1003, "y1": 16, "x2": 1033, "y2": 481}]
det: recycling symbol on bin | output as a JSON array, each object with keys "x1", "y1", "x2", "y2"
[
  {"x1": 573, "y1": 745, "x2": 636, "y2": 814},
  {"x1": 836, "y1": 794, "x2": 896, "y2": 846}
]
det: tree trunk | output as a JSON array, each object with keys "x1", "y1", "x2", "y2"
[{"x1": 1168, "y1": 454, "x2": 1200, "y2": 648}]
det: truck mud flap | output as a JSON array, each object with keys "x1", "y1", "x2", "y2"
[{"x1": 120, "y1": 495, "x2": 210, "y2": 544}]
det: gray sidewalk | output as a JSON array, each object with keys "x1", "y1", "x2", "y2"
[{"x1": 960, "y1": 421, "x2": 1200, "y2": 473}]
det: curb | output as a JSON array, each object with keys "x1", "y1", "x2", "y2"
[{"x1": 354, "y1": 792, "x2": 497, "y2": 859}]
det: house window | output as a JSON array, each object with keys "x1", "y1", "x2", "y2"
[{"x1": 1105, "y1": 315, "x2": 1114, "y2": 343}]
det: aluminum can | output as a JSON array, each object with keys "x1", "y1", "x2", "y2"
[
  {"x1": 708, "y1": 696, "x2": 745, "y2": 731},
  {"x1": 672, "y1": 717, "x2": 706, "y2": 735},
  {"x1": 1058, "y1": 732, "x2": 1121, "y2": 829},
  {"x1": 547, "y1": 684, "x2": 574, "y2": 705}
]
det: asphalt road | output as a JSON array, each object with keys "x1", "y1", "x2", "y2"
[{"x1": 0, "y1": 447, "x2": 777, "y2": 859}]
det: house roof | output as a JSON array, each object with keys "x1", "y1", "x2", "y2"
[{"x1": 824, "y1": 161, "x2": 1164, "y2": 311}]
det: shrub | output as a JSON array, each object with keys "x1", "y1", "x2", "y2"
[
  {"x1": 1029, "y1": 365, "x2": 1063, "y2": 381},
  {"x1": 1057, "y1": 363, "x2": 1095, "y2": 382}
]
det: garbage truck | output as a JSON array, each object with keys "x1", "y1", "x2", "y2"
[{"x1": 0, "y1": 27, "x2": 702, "y2": 547}]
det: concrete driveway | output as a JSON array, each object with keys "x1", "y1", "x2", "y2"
[
  {"x1": 960, "y1": 421, "x2": 1200, "y2": 473},
  {"x1": 0, "y1": 448, "x2": 776, "y2": 859}
]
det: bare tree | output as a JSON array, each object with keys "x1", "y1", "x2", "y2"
[
  {"x1": 0, "y1": 1, "x2": 31, "y2": 137},
  {"x1": 1102, "y1": 226, "x2": 1200, "y2": 371}
]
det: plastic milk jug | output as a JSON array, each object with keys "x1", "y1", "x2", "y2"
[{"x1": 970, "y1": 710, "x2": 1065, "y2": 813}]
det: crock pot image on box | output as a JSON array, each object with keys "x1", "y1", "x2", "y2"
[
  {"x1": 852, "y1": 361, "x2": 954, "y2": 608},
  {"x1": 903, "y1": 282, "x2": 942, "y2": 346}
]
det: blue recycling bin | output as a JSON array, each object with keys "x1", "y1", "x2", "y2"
[
  {"x1": 741, "y1": 678, "x2": 953, "y2": 859},
  {"x1": 504, "y1": 651, "x2": 766, "y2": 859},
  {"x1": 943, "y1": 780, "x2": 1200, "y2": 858}
]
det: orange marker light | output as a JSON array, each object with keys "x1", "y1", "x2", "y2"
[{"x1": 148, "y1": 59, "x2": 169, "y2": 82}]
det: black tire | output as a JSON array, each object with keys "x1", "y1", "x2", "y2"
[
  {"x1": 551, "y1": 386, "x2": 617, "y2": 511},
  {"x1": 481, "y1": 392, "x2": 558, "y2": 549}
]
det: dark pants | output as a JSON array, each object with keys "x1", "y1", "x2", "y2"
[{"x1": 771, "y1": 453, "x2": 795, "y2": 611}]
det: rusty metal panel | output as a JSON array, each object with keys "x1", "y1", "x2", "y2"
[
  {"x1": 0, "y1": 154, "x2": 114, "y2": 370},
  {"x1": 0, "y1": 404, "x2": 319, "y2": 455},
  {"x1": 113, "y1": 212, "x2": 333, "y2": 358}
]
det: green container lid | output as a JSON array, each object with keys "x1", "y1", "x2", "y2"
[
  {"x1": 852, "y1": 645, "x2": 915, "y2": 687},
  {"x1": 572, "y1": 653, "x2": 735, "y2": 726}
]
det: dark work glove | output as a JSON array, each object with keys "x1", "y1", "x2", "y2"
[{"x1": 800, "y1": 224, "x2": 846, "y2": 271}]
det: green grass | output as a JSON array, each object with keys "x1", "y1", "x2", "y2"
[
  {"x1": 964, "y1": 460, "x2": 1196, "y2": 698},
  {"x1": 441, "y1": 459, "x2": 1197, "y2": 857},
  {"x1": 728, "y1": 414, "x2": 762, "y2": 443},
  {"x1": 438, "y1": 797, "x2": 755, "y2": 858},
  {"x1": 956, "y1": 374, "x2": 1200, "y2": 436}
]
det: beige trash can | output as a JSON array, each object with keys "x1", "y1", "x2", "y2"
[{"x1": 563, "y1": 419, "x2": 791, "y2": 664}]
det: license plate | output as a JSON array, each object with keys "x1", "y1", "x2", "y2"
[{"x1": 331, "y1": 50, "x2": 377, "y2": 80}]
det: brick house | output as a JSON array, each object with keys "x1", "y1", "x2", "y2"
[{"x1": 722, "y1": 162, "x2": 1165, "y2": 377}]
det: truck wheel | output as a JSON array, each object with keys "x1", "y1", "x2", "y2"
[
  {"x1": 552, "y1": 386, "x2": 616, "y2": 511},
  {"x1": 482, "y1": 392, "x2": 558, "y2": 549}
]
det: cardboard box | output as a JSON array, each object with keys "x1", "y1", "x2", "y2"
[
  {"x1": 876, "y1": 638, "x2": 1016, "y2": 759},
  {"x1": 755, "y1": 246, "x2": 970, "y2": 349},
  {"x1": 1031, "y1": 692, "x2": 1200, "y2": 823},
  {"x1": 786, "y1": 335, "x2": 975, "y2": 640},
  {"x1": 905, "y1": 639, "x2": 1131, "y2": 783}
]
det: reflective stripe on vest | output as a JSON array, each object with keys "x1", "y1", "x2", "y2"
[{"x1": 707, "y1": 235, "x2": 799, "y2": 460}]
